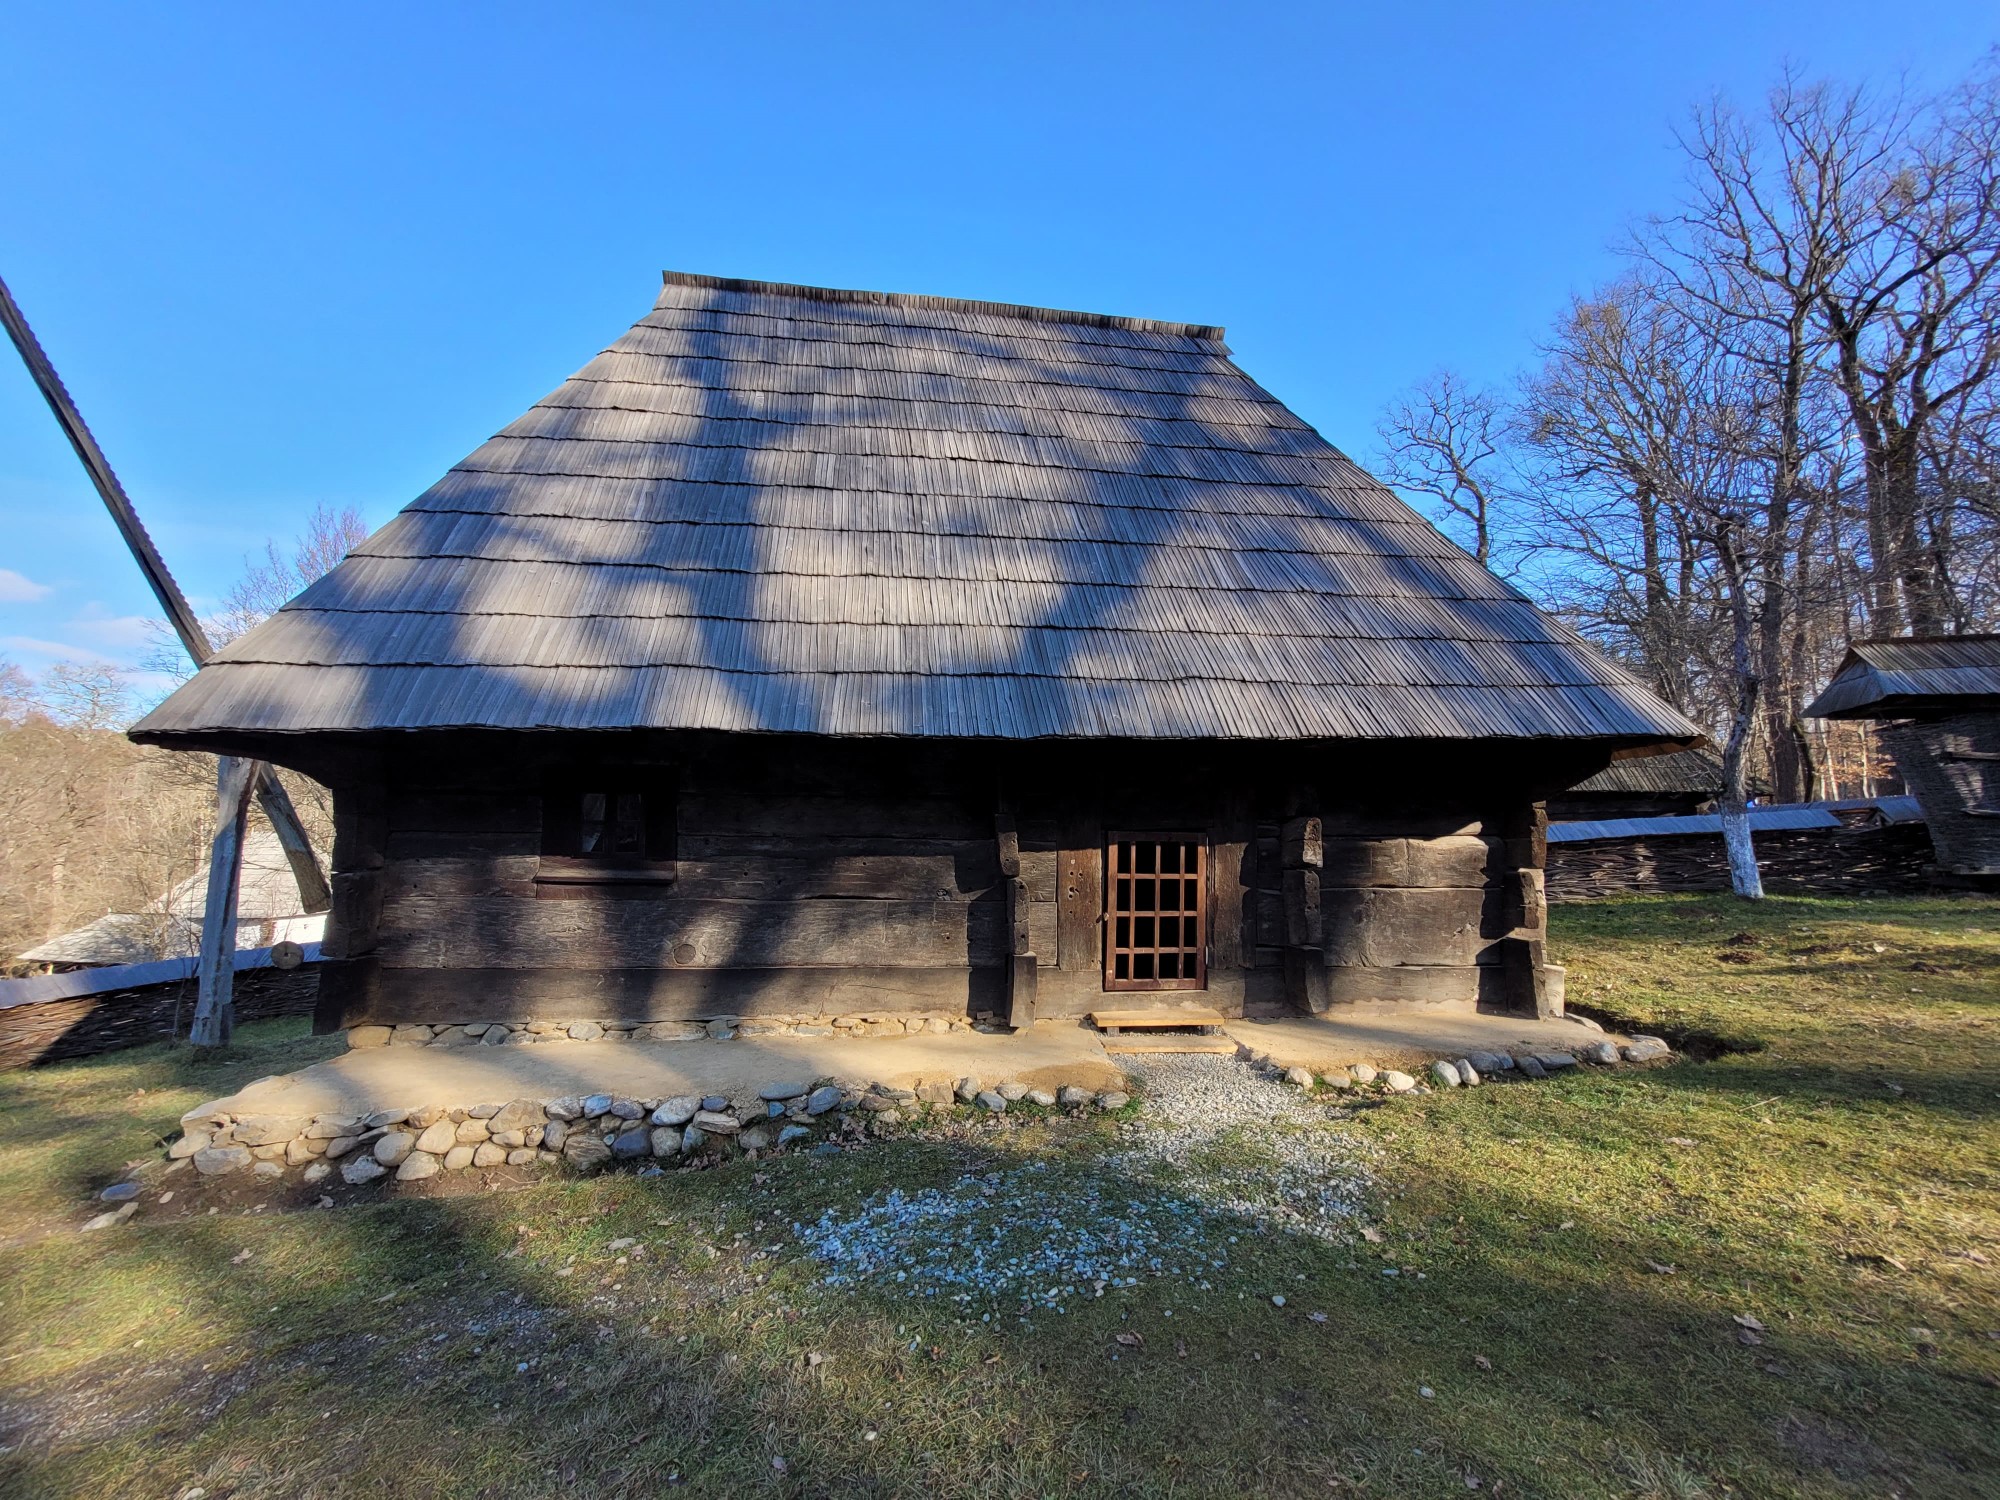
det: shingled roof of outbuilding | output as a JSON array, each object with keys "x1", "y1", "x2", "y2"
[
  {"x1": 1805, "y1": 636, "x2": 2000, "y2": 719},
  {"x1": 1564, "y1": 743, "x2": 1724, "y2": 797},
  {"x1": 133, "y1": 272, "x2": 1701, "y2": 744}
]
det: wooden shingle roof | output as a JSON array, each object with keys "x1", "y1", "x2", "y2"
[
  {"x1": 1805, "y1": 636, "x2": 2000, "y2": 719},
  {"x1": 133, "y1": 273, "x2": 1700, "y2": 744},
  {"x1": 1565, "y1": 744, "x2": 1724, "y2": 797}
]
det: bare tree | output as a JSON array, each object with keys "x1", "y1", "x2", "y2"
[
  {"x1": 214, "y1": 502, "x2": 369, "y2": 644},
  {"x1": 1811, "y1": 65, "x2": 2000, "y2": 633},
  {"x1": 145, "y1": 502, "x2": 370, "y2": 686},
  {"x1": 1519, "y1": 282, "x2": 1720, "y2": 715},
  {"x1": 26, "y1": 661, "x2": 134, "y2": 730},
  {"x1": 1376, "y1": 371, "x2": 1511, "y2": 564},
  {"x1": 1374, "y1": 57, "x2": 2000, "y2": 870}
]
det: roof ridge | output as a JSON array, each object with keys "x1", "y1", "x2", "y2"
[{"x1": 659, "y1": 270, "x2": 1226, "y2": 344}]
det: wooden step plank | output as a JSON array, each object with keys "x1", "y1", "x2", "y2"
[
  {"x1": 1090, "y1": 1006, "x2": 1229, "y2": 1035},
  {"x1": 1101, "y1": 1033, "x2": 1240, "y2": 1055}
]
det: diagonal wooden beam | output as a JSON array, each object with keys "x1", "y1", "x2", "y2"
[
  {"x1": 0, "y1": 271, "x2": 331, "y2": 1045},
  {"x1": 0, "y1": 272, "x2": 327, "y2": 901}
]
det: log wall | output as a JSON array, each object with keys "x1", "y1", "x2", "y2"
[
  {"x1": 1880, "y1": 713, "x2": 2000, "y2": 877},
  {"x1": 307, "y1": 732, "x2": 1585, "y2": 1029}
]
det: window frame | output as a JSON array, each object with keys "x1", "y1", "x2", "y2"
[
  {"x1": 535, "y1": 768, "x2": 677, "y2": 891},
  {"x1": 1102, "y1": 831, "x2": 1209, "y2": 992}
]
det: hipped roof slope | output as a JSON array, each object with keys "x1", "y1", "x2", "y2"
[
  {"x1": 134, "y1": 272, "x2": 1700, "y2": 744},
  {"x1": 1805, "y1": 636, "x2": 2000, "y2": 719}
]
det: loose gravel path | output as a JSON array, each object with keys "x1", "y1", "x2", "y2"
[{"x1": 794, "y1": 1053, "x2": 1378, "y2": 1316}]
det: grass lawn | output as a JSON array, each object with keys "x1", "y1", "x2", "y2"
[{"x1": 0, "y1": 893, "x2": 1995, "y2": 1499}]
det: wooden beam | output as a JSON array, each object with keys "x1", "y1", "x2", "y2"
[
  {"x1": 190, "y1": 756, "x2": 256, "y2": 1047},
  {"x1": 994, "y1": 809, "x2": 1021, "y2": 878},
  {"x1": 0, "y1": 272, "x2": 331, "y2": 922},
  {"x1": 999, "y1": 808, "x2": 1035, "y2": 1026},
  {"x1": 1056, "y1": 812, "x2": 1101, "y2": 973},
  {"x1": 255, "y1": 766, "x2": 331, "y2": 912},
  {"x1": 0, "y1": 273, "x2": 209, "y2": 658},
  {"x1": 1279, "y1": 805, "x2": 1324, "y2": 1012}
]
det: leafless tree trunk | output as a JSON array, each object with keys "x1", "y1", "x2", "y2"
[{"x1": 1375, "y1": 371, "x2": 1509, "y2": 564}]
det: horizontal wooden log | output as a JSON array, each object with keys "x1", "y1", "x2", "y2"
[
  {"x1": 386, "y1": 790, "x2": 541, "y2": 836},
  {"x1": 385, "y1": 853, "x2": 985, "y2": 902},
  {"x1": 377, "y1": 895, "x2": 1004, "y2": 969},
  {"x1": 1319, "y1": 836, "x2": 1500, "y2": 890},
  {"x1": 387, "y1": 829, "x2": 541, "y2": 860},
  {"x1": 1321, "y1": 811, "x2": 1486, "y2": 839},
  {"x1": 1322, "y1": 887, "x2": 1489, "y2": 968},
  {"x1": 1321, "y1": 965, "x2": 1479, "y2": 1008},
  {"x1": 680, "y1": 794, "x2": 986, "y2": 840},
  {"x1": 319, "y1": 960, "x2": 1004, "y2": 1029}
]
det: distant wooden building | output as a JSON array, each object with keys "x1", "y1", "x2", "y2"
[
  {"x1": 14, "y1": 829, "x2": 327, "y2": 971},
  {"x1": 1547, "y1": 744, "x2": 1725, "y2": 823},
  {"x1": 1805, "y1": 636, "x2": 2000, "y2": 881},
  {"x1": 132, "y1": 273, "x2": 1696, "y2": 1033}
]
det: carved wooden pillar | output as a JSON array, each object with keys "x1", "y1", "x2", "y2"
[
  {"x1": 1279, "y1": 810, "x2": 1328, "y2": 1014},
  {"x1": 997, "y1": 808, "x2": 1037, "y2": 1027}
]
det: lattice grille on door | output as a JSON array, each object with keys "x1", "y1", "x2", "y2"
[{"x1": 1104, "y1": 834, "x2": 1207, "y2": 991}]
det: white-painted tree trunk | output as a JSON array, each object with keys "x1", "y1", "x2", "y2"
[
  {"x1": 190, "y1": 756, "x2": 257, "y2": 1048},
  {"x1": 1718, "y1": 796, "x2": 1764, "y2": 900}
]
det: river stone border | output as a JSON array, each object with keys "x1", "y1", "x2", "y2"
[
  {"x1": 1250, "y1": 1034, "x2": 1675, "y2": 1094},
  {"x1": 156, "y1": 1073, "x2": 1133, "y2": 1193}
]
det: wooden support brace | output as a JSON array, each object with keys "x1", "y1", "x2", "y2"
[
  {"x1": 254, "y1": 767, "x2": 331, "y2": 912},
  {"x1": 191, "y1": 756, "x2": 257, "y2": 1048}
]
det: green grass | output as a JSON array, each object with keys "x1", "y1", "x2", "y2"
[{"x1": 1, "y1": 894, "x2": 1996, "y2": 1498}]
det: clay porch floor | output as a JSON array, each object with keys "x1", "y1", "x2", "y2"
[
  {"x1": 1225, "y1": 1010, "x2": 1623, "y2": 1073},
  {"x1": 189, "y1": 1011, "x2": 1624, "y2": 1126}
]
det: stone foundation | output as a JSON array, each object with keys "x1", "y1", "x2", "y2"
[{"x1": 345, "y1": 1012, "x2": 984, "y2": 1049}]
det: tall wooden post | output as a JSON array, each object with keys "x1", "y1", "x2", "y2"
[
  {"x1": 996, "y1": 806, "x2": 1037, "y2": 1028},
  {"x1": 191, "y1": 757, "x2": 257, "y2": 1047},
  {"x1": 1280, "y1": 805, "x2": 1328, "y2": 1014}
]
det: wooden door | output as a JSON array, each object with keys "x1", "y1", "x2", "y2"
[{"x1": 1103, "y1": 833, "x2": 1208, "y2": 991}]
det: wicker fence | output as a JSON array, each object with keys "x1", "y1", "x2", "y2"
[{"x1": 1546, "y1": 823, "x2": 1937, "y2": 901}]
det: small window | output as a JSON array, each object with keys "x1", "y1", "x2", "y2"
[
  {"x1": 537, "y1": 772, "x2": 676, "y2": 889},
  {"x1": 1104, "y1": 833, "x2": 1207, "y2": 991}
]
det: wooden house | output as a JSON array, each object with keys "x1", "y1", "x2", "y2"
[
  {"x1": 1805, "y1": 636, "x2": 2000, "y2": 880},
  {"x1": 131, "y1": 273, "x2": 1698, "y2": 1033},
  {"x1": 1546, "y1": 744, "x2": 1724, "y2": 823}
]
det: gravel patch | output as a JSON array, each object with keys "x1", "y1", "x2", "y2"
[
  {"x1": 796, "y1": 1163, "x2": 1228, "y2": 1314},
  {"x1": 1106, "y1": 1053, "x2": 1379, "y2": 1242},
  {"x1": 794, "y1": 1053, "x2": 1376, "y2": 1314}
]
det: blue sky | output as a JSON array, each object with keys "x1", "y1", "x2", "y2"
[{"x1": 1, "y1": 2, "x2": 1992, "y2": 697}]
